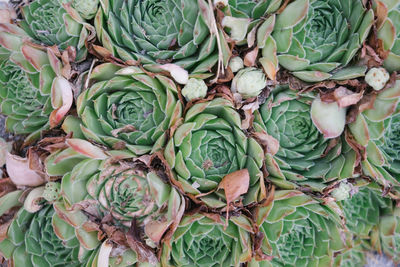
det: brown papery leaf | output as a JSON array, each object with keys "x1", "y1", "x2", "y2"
[
  {"x1": 252, "y1": 131, "x2": 279, "y2": 155},
  {"x1": 218, "y1": 169, "x2": 250, "y2": 207},
  {"x1": 126, "y1": 219, "x2": 158, "y2": 265},
  {"x1": 333, "y1": 87, "x2": 364, "y2": 108}
]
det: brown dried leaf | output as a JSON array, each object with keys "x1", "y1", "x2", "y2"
[
  {"x1": 218, "y1": 169, "x2": 250, "y2": 205},
  {"x1": 111, "y1": 125, "x2": 137, "y2": 137},
  {"x1": 252, "y1": 131, "x2": 279, "y2": 155},
  {"x1": 126, "y1": 219, "x2": 158, "y2": 265},
  {"x1": 244, "y1": 46, "x2": 258, "y2": 67}
]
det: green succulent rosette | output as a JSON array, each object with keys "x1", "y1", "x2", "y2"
[
  {"x1": 94, "y1": 0, "x2": 219, "y2": 74},
  {"x1": 0, "y1": 204, "x2": 96, "y2": 267},
  {"x1": 340, "y1": 183, "x2": 393, "y2": 239},
  {"x1": 271, "y1": 0, "x2": 374, "y2": 82},
  {"x1": 73, "y1": 63, "x2": 182, "y2": 156},
  {"x1": 376, "y1": 0, "x2": 400, "y2": 72},
  {"x1": 349, "y1": 79, "x2": 400, "y2": 194},
  {"x1": 19, "y1": 0, "x2": 94, "y2": 61},
  {"x1": 44, "y1": 139, "x2": 184, "y2": 265},
  {"x1": 161, "y1": 213, "x2": 254, "y2": 267},
  {"x1": 0, "y1": 24, "x2": 73, "y2": 143},
  {"x1": 165, "y1": 97, "x2": 265, "y2": 208},
  {"x1": 333, "y1": 239, "x2": 367, "y2": 267},
  {"x1": 371, "y1": 207, "x2": 400, "y2": 264},
  {"x1": 255, "y1": 190, "x2": 347, "y2": 267},
  {"x1": 71, "y1": 0, "x2": 99, "y2": 19},
  {"x1": 253, "y1": 86, "x2": 357, "y2": 191}
]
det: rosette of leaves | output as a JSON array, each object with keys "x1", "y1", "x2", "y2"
[
  {"x1": 94, "y1": 0, "x2": 219, "y2": 74},
  {"x1": 340, "y1": 183, "x2": 393, "y2": 239},
  {"x1": 271, "y1": 0, "x2": 374, "y2": 82},
  {"x1": 255, "y1": 190, "x2": 347, "y2": 266},
  {"x1": 0, "y1": 24, "x2": 73, "y2": 143},
  {"x1": 164, "y1": 97, "x2": 265, "y2": 208},
  {"x1": 45, "y1": 139, "x2": 184, "y2": 265},
  {"x1": 71, "y1": 63, "x2": 182, "y2": 156},
  {"x1": 349, "y1": 79, "x2": 400, "y2": 194},
  {"x1": 19, "y1": 0, "x2": 94, "y2": 61},
  {"x1": 333, "y1": 239, "x2": 367, "y2": 267},
  {"x1": 371, "y1": 207, "x2": 400, "y2": 264},
  {"x1": 253, "y1": 86, "x2": 357, "y2": 191},
  {"x1": 0, "y1": 204, "x2": 96, "y2": 267},
  {"x1": 376, "y1": 0, "x2": 400, "y2": 72},
  {"x1": 161, "y1": 213, "x2": 254, "y2": 267}
]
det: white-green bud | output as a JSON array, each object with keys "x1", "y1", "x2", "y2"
[
  {"x1": 229, "y1": 56, "x2": 244, "y2": 73},
  {"x1": 221, "y1": 16, "x2": 251, "y2": 42},
  {"x1": 331, "y1": 182, "x2": 352, "y2": 201},
  {"x1": 231, "y1": 67, "x2": 267, "y2": 99},
  {"x1": 365, "y1": 67, "x2": 390, "y2": 91},
  {"x1": 181, "y1": 78, "x2": 208, "y2": 101}
]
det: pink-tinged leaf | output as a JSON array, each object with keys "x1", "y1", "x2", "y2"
[
  {"x1": 159, "y1": 64, "x2": 188, "y2": 84},
  {"x1": 0, "y1": 4, "x2": 17, "y2": 24},
  {"x1": 253, "y1": 131, "x2": 279, "y2": 155},
  {"x1": 66, "y1": 139, "x2": 109, "y2": 159},
  {"x1": 0, "y1": 23, "x2": 27, "y2": 37},
  {"x1": 47, "y1": 48, "x2": 62, "y2": 76},
  {"x1": 259, "y1": 57, "x2": 277, "y2": 80},
  {"x1": 311, "y1": 97, "x2": 346, "y2": 139},
  {"x1": 50, "y1": 77, "x2": 73, "y2": 128},
  {"x1": 6, "y1": 153, "x2": 46, "y2": 186},
  {"x1": 21, "y1": 44, "x2": 48, "y2": 71},
  {"x1": 144, "y1": 220, "x2": 171, "y2": 243},
  {"x1": 333, "y1": 86, "x2": 363, "y2": 108},
  {"x1": 244, "y1": 46, "x2": 258, "y2": 67}
]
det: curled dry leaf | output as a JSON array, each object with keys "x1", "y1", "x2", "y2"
[
  {"x1": 6, "y1": 152, "x2": 46, "y2": 187},
  {"x1": 332, "y1": 86, "x2": 364, "y2": 108},
  {"x1": 0, "y1": 138, "x2": 11, "y2": 166}
]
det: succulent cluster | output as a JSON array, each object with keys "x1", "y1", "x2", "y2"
[{"x1": 1, "y1": 0, "x2": 400, "y2": 266}]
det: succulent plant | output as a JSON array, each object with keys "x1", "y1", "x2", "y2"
[
  {"x1": 94, "y1": 0, "x2": 219, "y2": 74},
  {"x1": 0, "y1": 204, "x2": 96, "y2": 267},
  {"x1": 231, "y1": 67, "x2": 266, "y2": 99},
  {"x1": 69, "y1": 63, "x2": 182, "y2": 156},
  {"x1": 376, "y1": 0, "x2": 400, "y2": 72},
  {"x1": 44, "y1": 139, "x2": 185, "y2": 264},
  {"x1": 340, "y1": 184, "x2": 393, "y2": 238},
  {"x1": 161, "y1": 213, "x2": 254, "y2": 267},
  {"x1": 272, "y1": 0, "x2": 374, "y2": 82},
  {"x1": 349, "y1": 79, "x2": 400, "y2": 194},
  {"x1": 19, "y1": 0, "x2": 93, "y2": 61},
  {"x1": 255, "y1": 190, "x2": 347, "y2": 266},
  {"x1": 253, "y1": 86, "x2": 357, "y2": 191},
  {"x1": 371, "y1": 207, "x2": 400, "y2": 264},
  {"x1": 0, "y1": 24, "x2": 73, "y2": 143},
  {"x1": 165, "y1": 97, "x2": 265, "y2": 208}
]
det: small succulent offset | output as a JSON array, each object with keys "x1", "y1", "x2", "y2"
[
  {"x1": 70, "y1": 63, "x2": 182, "y2": 156},
  {"x1": 272, "y1": 0, "x2": 373, "y2": 82},
  {"x1": 376, "y1": 0, "x2": 400, "y2": 72},
  {"x1": 0, "y1": 24, "x2": 73, "y2": 143},
  {"x1": 231, "y1": 67, "x2": 267, "y2": 99},
  {"x1": 95, "y1": 0, "x2": 219, "y2": 74},
  {"x1": 19, "y1": 0, "x2": 94, "y2": 62},
  {"x1": 255, "y1": 190, "x2": 347, "y2": 266},
  {"x1": 161, "y1": 213, "x2": 254, "y2": 267},
  {"x1": 253, "y1": 86, "x2": 357, "y2": 191},
  {"x1": 349, "y1": 79, "x2": 400, "y2": 194},
  {"x1": 165, "y1": 97, "x2": 265, "y2": 208}
]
